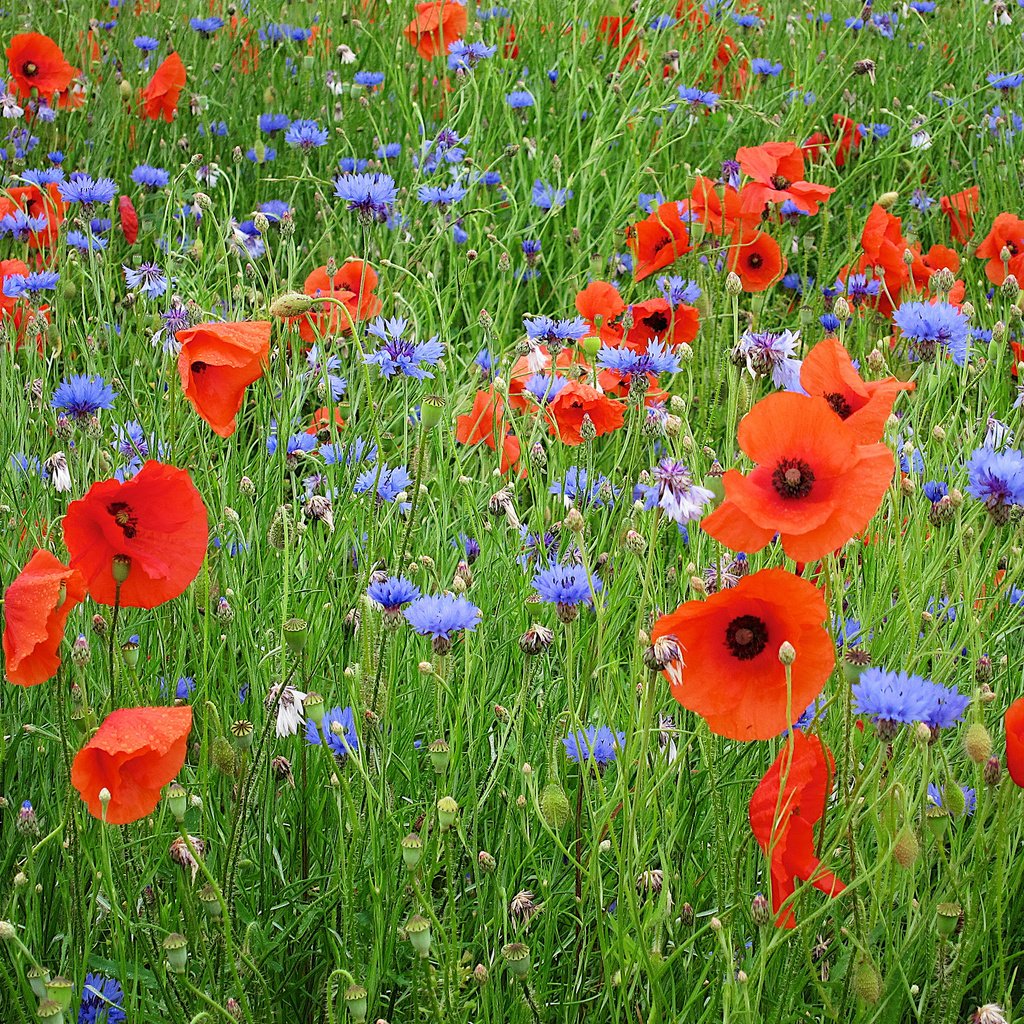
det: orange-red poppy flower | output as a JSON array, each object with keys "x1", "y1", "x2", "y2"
[
  {"x1": 727, "y1": 230, "x2": 785, "y2": 292},
  {"x1": 749, "y1": 732, "x2": 846, "y2": 927},
  {"x1": 71, "y1": 706, "x2": 192, "y2": 825},
  {"x1": 63, "y1": 461, "x2": 208, "y2": 609},
  {"x1": 975, "y1": 213, "x2": 1024, "y2": 286},
  {"x1": 403, "y1": 1, "x2": 468, "y2": 59},
  {"x1": 627, "y1": 201, "x2": 692, "y2": 282},
  {"x1": 736, "y1": 142, "x2": 835, "y2": 215},
  {"x1": 118, "y1": 195, "x2": 139, "y2": 245},
  {"x1": 909, "y1": 243, "x2": 959, "y2": 291},
  {"x1": 1006, "y1": 698, "x2": 1024, "y2": 787},
  {"x1": 176, "y1": 320, "x2": 271, "y2": 438},
  {"x1": 455, "y1": 387, "x2": 522, "y2": 475},
  {"x1": 799, "y1": 338, "x2": 914, "y2": 443},
  {"x1": 296, "y1": 260, "x2": 383, "y2": 341},
  {"x1": 3, "y1": 550, "x2": 86, "y2": 687},
  {"x1": 141, "y1": 51, "x2": 185, "y2": 122},
  {"x1": 576, "y1": 281, "x2": 625, "y2": 345},
  {"x1": 803, "y1": 114, "x2": 860, "y2": 168},
  {"x1": 6, "y1": 33, "x2": 76, "y2": 100},
  {"x1": 651, "y1": 567, "x2": 834, "y2": 740},
  {"x1": 688, "y1": 176, "x2": 757, "y2": 237},
  {"x1": 0, "y1": 183, "x2": 65, "y2": 249},
  {"x1": 701, "y1": 392, "x2": 895, "y2": 562},
  {"x1": 545, "y1": 380, "x2": 625, "y2": 446},
  {"x1": 305, "y1": 406, "x2": 346, "y2": 435},
  {"x1": 939, "y1": 186, "x2": 979, "y2": 245},
  {"x1": 507, "y1": 347, "x2": 589, "y2": 411},
  {"x1": 624, "y1": 297, "x2": 699, "y2": 351}
]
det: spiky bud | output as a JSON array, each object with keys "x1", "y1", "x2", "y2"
[
  {"x1": 964, "y1": 723, "x2": 993, "y2": 764},
  {"x1": 852, "y1": 956, "x2": 882, "y2": 1004},
  {"x1": 892, "y1": 826, "x2": 919, "y2": 869},
  {"x1": 540, "y1": 781, "x2": 571, "y2": 828}
]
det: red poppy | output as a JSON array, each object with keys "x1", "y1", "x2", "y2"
[
  {"x1": 727, "y1": 230, "x2": 785, "y2": 292},
  {"x1": 909, "y1": 243, "x2": 960, "y2": 290},
  {"x1": 623, "y1": 297, "x2": 699, "y2": 351},
  {"x1": 0, "y1": 183, "x2": 65, "y2": 249},
  {"x1": 688, "y1": 176, "x2": 756, "y2": 237},
  {"x1": 627, "y1": 201, "x2": 692, "y2": 282},
  {"x1": 1006, "y1": 698, "x2": 1024, "y2": 787},
  {"x1": 508, "y1": 348, "x2": 589, "y2": 411},
  {"x1": 651, "y1": 568, "x2": 834, "y2": 740},
  {"x1": 3, "y1": 550, "x2": 86, "y2": 687},
  {"x1": 118, "y1": 195, "x2": 139, "y2": 245},
  {"x1": 455, "y1": 387, "x2": 522, "y2": 475},
  {"x1": 177, "y1": 320, "x2": 271, "y2": 437},
  {"x1": 545, "y1": 380, "x2": 625, "y2": 446},
  {"x1": 803, "y1": 114, "x2": 860, "y2": 168},
  {"x1": 576, "y1": 281, "x2": 625, "y2": 345},
  {"x1": 6, "y1": 33, "x2": 76, "y2": 100},
  {"x1": 71, "y1": 706, "x2": 192, "y2": 825},
  {"x1": 296, "y1": 260, "x2": 382, "y2": 342},
  {"x1": 63, "y1": 461, "x2": 209, "y2": 609},
  {"x1": 799, "y1": 338, "x2": 915, "y2": 443},
  {"x1": 939, "y1": 186, "x2": 979, "y2": 245},
  {"x1": 403, "y1": 1, "x2": 468, "y2": 60},
  {"x1": 975, "y1": 213, "x2": 1024, "y2": 285},
  {"x1": 748, "y1": 733, "x2": 846, "y2": 927},
  {"x1": 701, "y1": 392, "x2": 895, "y2": 563},
  {"x1": 736, "y1": 142, "x2": 835, "y2": 215},
  {"x1": 305, "y1": 406, "x2": 346, "y2": 435},
  {"x1": 141, "y1": 52, "x2": 186, "y2": 122}
]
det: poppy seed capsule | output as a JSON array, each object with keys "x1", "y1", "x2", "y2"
[
  {"x1": 437, "y1": 796, "x2": 459, "y2": 830},
  {"x1": 230, "y1": 720, "x2": 254, "y2": 749},
  {"x1": 428, "y1": 739, "x2": 451, "y2": 774},
  {"x1": 405, "y1": 915, "x2": 431, "y2": 957},
  {"x1": 936, "y1": 902, "x2": 961, "y2": 938},
  {"x1": 344, "y1": 984, "x2": 368, "y2": 1023},
  {"x1": 166, "y1": 782, "x2": 187, "y2": 823},
  {"x1": 163, "y1": 933, "x2": 188, "y2": 973},
  {"x1": 283, "y1": 618, "x2": 308, "y2": 654},
  {"x1": 305, "y1": 692, "x2": 326, "y2": 727},
  {"x1": 401, "y1": 832, "x2": 423, "y2": 871},
  {"x1": 502, "y1": 942, "x2": 531, "y2": 980},
  {"x1": 36, "y1": 1000, "x2": 63, "y2": 1022}
]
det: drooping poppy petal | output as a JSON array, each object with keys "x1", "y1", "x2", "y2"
[
  {"x1": 651, "y1": 567, "x2": 834, "y2": 741},
  {"x1": 403, "y1": 1, "x2": 468, "y2": 60},
  {"x1": 3, "y1": 550, "x2": 86, "y2": 687},
  {"x1": 71, "y1": 706, "x2": 192, "y2": 825},
  {"x1": 6, "y1": 33, "x2": 76, "y2": 100},
  {"x1": 141, "y1": 51, "x2": 186, "y2": 122},
  {"x1": 176, "y1": 320, "x2": 271, "y2": 437},
  {"x1": 118, "y1": 194, "x2": 139, "y2": 245},
  {"x1": 939, "y1": 186, "x2": 979, "y2": 245},
  {"x1": 63, "y1": 461, "x2": 209, "y2": 609},
  {"x1": 455, "y1": 387, "x2": 523, "y2": 475},
  {"x1": 1005, "y1": 698, "x2": 1024, "y2": 788}
]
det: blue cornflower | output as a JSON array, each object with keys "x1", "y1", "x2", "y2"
[
  {"x1": 506, "y1": 90, "x2": 535, "y2": 108},
  {"x1": 658, "y1": 275, "x2": 701, "y2": 306},
  {"x1": 364, "y1": 317, "x2": 444, "y2": 379},
  {"x1": 246, "y1": 146, "x2": 276, "y2": 164},
  {"x1": 123, "y1": 262, "x2": 168, "y2": 299},
  {"x1": 354, "y1": 463, "x2": 413, "y2": 506},
  {"x1": 131, "y1": 164, "x2": 169, "y2": 190},
  {"x1": 190, "y1": 16, "x2": 224, "y2": 33},
  {"x1": 845, "y1": 273, "x2": 881, "y2": 306},
  {"x1": 417, "y1": 182, "x2": 468, "y2": 208},
  {"x1": 52, "y1": 375, "x2": 117, "y2": 418},
  {"x1": 988, "y1": 72, "x2": 1024, "y2": 91},
  {"x1": 403, "y1": 594, "x2": 482, "y2": 652},
  {"x1": 353, "y1": 71, "x2": 385, "y2": 87},
  {"x1": 751, "y1": 58, "x2": 782, "y2": 76},
  {"x1": 285, "y1": 119, "x2": 329, "y2": 150},
  {"x1": 334, "y1": 172, "x2": 397, "y2": 222},
  {"x1": 304, "y1": 345, "x2": 347, "y2": 400},
  {"x1": 966, "y1": 447, "x2": 1024, "y2": 520},
  {"x1": 676, "y1": 85, "x2": 719, "y2": 111},
  {"x1": 563, "y1": 725, "x2": 623, "y2": 767},
  {"x1": 66, "y1": 230, "x2": 107, "y2": 252},
  {"x1": 533, "y1": 561, "x2": 602, "y2": 617},
  {"x1": 58, "y1": 174, "x2": 118, "y2": 206},
  {"x1": 113, "y1": 421, "x2": 150, "y2": 461},
  {"x1": 524, "y1": 315, "x2": 589, "y2": 345},
  {"x1": 550, "y1": 467, "x2": 618, "y2": 509},
  {"x1": 910, "y1": 188, "x2": 935, "y2": 212},
  {"x1": 833, "y1": 617, "x2": 868, "y2": 648},
  {"x1": 852, "y1": 667, "x2": 934, "y2": 734},
  {"x1": 474, "y1": 348, "x2": 497, "y2": 378},
  {"x1": 77, "y1": 972, "x2": 126, "y2": 1023},
  {"x1": 736, "y1": 328, "x2": 802, "y2": 390},
  {"x1": 376, "y1": 142, "x2": 402, "y2": 160},
  {"x1": 266, "y1": 432, "x2": 318, "y2": 459},
  {"x1": 259, "y1": 113, "x2": 291, "y2": 133},
  {"x1": 3, "y1": 271, "x2": 59, "y2": 298},
  {"x1": 0, "y1": 209, "x2": 47, "y2": 240},
  {"x1": 922, "y1": 480, "x2": 948, "y2": 503},
  {"x1": 649, "y1": 14, "x2": 676, "y2": 29},
  {"x1": 306, "y1": 706, "x2": 359, "y2": 760},
  {"x1": 320, "y1": 436, "x2": 377, "y2": 466},
  {"x1": 448, "y1": 40, "x2": 497, "y2": 70},
  {"x1": 650, "y1": 459, "x2": 716, "y2": 525},
  {"x1": 532, "y1": 180, "x2": 572, "y2": 211},
  {"x1": 919, "y1": 681, "x2": 970, "y2": 731},
  {"x1": 927, "y1": 783, "x2": 976, "y2": 817},
  {"x1": 820, "y1": 313, "x2": 841, "y2": 335},
  {"x1": 523, "y1": 374, "x2": 568, "y2": 405},
  {"x1": 518, "y1": 527, "x2": 558, "y2": 568},
  {"x1": 160, "y1": 676, "x2": 196, "y2": 700},
  {"x1": 134, "y1": 35, "x2": 160, "y2": 51},
  {"x1": 893, "y1": 301, "x2": 971, "y2": 366},
  {"x1": 732, "y1": 12, "x2": 762, "y2": 27},
  {"x1": 1007, "y1": 587, "x2": 1024, "y2": 607},
  {"x1": 598, "y1": 339, "x2": 681, "y2": 379},
  {"x1": 367, "y1": 575, "x2": 421, "y2": 613}
]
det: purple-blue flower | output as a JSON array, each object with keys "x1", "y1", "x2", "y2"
[
  {"x1": 306, "y1": 706, "x2": 359, "y2": 760},
  {"x1": 285, "y1": 119, "x2": 329, "y2": 150},
  {"x1": 533, "y1": 561, "x2": 602, "y2": 615},
  {"x1": 334, "y1": 172, "x2": 398, "y2": 222},
  {"x1": 563, "y1": 725, "x2": 623, "y2": 766},
  {"x1": 364, "y1": 317, "x2": 444, "y2": 379},
  {"x1": 893, "y1": 301, "x2": 971, "y2": 366},
  {"x1": 403, "y1": 594, "x2": 482, "y2": 651},
  {"x1": 123, "y1": 262, "x2": 168, "y2": 299},
  {"x1": 77, "y1": 972, "x2": 126, "y2": 1024},
  {"x1": 966, "y1": 447, "x2": 1024, "y2": 519},
  {"x1": 51, "y1": 375, "x2": 117, "y2": 418}
]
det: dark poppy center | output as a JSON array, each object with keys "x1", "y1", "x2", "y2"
[
  {"x1": 824, "y1": 391, "x2": 852, "y2": 418},
  {"x1": 191, "y1": 361, "x2": 208, "y2": 374},
  {"x1": 725, "y1": 614, "x2": 769, "y2": 660},
  {"x1": 107, "y1": 501, "x2": 139, "y2": 539},
  {"x1": 770, "y1": 175, "x2": 791, "y2": 190},
  {"x1": 772, "y1": 458, "x2": 815, "y2": 499},
  {"x1": 1008, "y1": 242, "x2": 1019, "y2": 256},
  {"x1": 22, "y1": 61, "x2": 38, "y2": 77},
  {"x1": 748, "y1": 253, "x2": 763, "y2": 268},
  {"x1": 643, "y1": 312, "x2": 669, "y2": 332}
]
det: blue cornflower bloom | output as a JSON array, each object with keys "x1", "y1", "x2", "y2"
[
  {"x1": 910, "y1": 188, "x2": 935, "y2": 212},
  {"x1": 736, "y1": 328, "x2": 803, "y2": 390},
  {"x1": 78, "y1": 972, "x2": 126, "y2": 1023},
  {"x1": 649, "y1": 459, "x2": 716, "y2": 525},
  {"x1": 134, "y1": 35, "x2": 160, "y2": 50},
  {"x1": 285, "y1": 119, "x2": 329, "y2": 150},
  {"x1": 0, "y1": 209, "x2": 47, "y2": 240},
  {"x1": 3, "y1": 271, "x2": 59, "y2": 298},
  {"x1": 21, "y1": 167, "x2": 64, "y2": 187},
  {"x1": 833, "y1": 617, "x2": 868, "y2": 648},
  {"x1": 518, "y1": 527, "x2": 559, "y2": 568},
  {"x1": 403, "y1": 594, "x2": 482, "y2": 652},
  {"x1": 732, "y1": 12, "x2": 762, "y2": 26},
  {"x1": 320, "y1": 436, "x2": 377, "y2": 466},
  {"x1": 751, "y1": 58, "x2": 782, "y2": 76},
  {"x1": 131, "y1": 164, "x2": 169, "y2": 190},
  {"x1": 922, "y1": 480, "x2": 948, "y2": 502},
  {"x1": 474, "y1": 348, "x2": 497, "y2": 378},
  {"x1": 354, "y1": 463, "x2": 413, "y2": 506},
  {"x1": 532, "y1": 180, "x2": 572, "y2": 211},
  {"x1": 376, "y1": 142, "x2": 402, "y2": 160},
  {"x1": 123, "y1": 262, "x2": 168, "y2": 299},
  {"x1": 790, "y1": 700, "x2": 825, "y2": 732},
  {"x1": 657, "y1": 276, "x2": 701, "y2": 306},
  {"x1": 66, "y1": 230, "x2": 107, "y2": 252},
  {"x1": 892, "y1": 301, "x2": 971, "y2": 366},
  {"x1": 52, "y1": 375, "x2": 117, "y2": 418},
  {"x1": 334, "y1": 172, "x2": 397, "y2": 222},
  {"x1": 448, "y1": 40, "x2": 497, "y2": 70},
  {"x1": 364, "y1": 317, "x2": 444, "y2": 379},
  {"x1": 246, "y1": 146, "x2": 276, "y2": 164},
  {"x1": 550, "y1": 467, "x2": 618, "y2": 509},
  {"x1": 304, "y1": 345, "x2": 347, "y2": 400},
  {"x1": 524, "y1": 315, "x2": 589, "y2": 345},
  {"x1": 852, "y1": 667, "x2": 934, "y2": 734},
  {"x1": 598, "y1": 339, "x2": 681, "y2": 379},
  {"x1": 113, "y1": 421, "x2": 150, "y2": 461},
  {"x1": 523, "y1": 374, "x2": 568, "y2": 405},
  {"x1": 353, "y1": 71, "x2": 385, "y2": 87},
  {"x1": 966, "y1": 447, "x2": 1024, "y2": 520},
  {"x1": 367, "y1": 575, "x2": 421, "y2": 613},
  {"x1": 266, "y1": 432, "x2": 318, "y2": 459},
  {"x1": 506, "y1": 90, "x2": 535, "y2": 108},
  {"x1": 988, "y1": 72, "x2": 1024, "y2": 91},
  {"x1": 676, "y1": 85, "x2": 719, "y2": 111},
  {"x1": 417, "y1": 182, "x2": 468, "y2": 208},
  {"x1": 919, "y1": 681, "x2": 970, "y2": 731},
  {"x1": 190, "y1": 16, "x2": 224, "y2": 33},
  {"x1": 259, "y1": 113, "x2": 290, "y2": 133},
  {"x1": 306, "y1": 706, "x2": 359, "y2": 760},
  {"x1": 563, "y1": 725, "x2": 624, "y2": 767},
  {"x1": 58, "y1": 174, "x2": 118, "y2": 206},
  {"x1": 90, "y1": 218, "x2": 113, "y2": 235},
  {"x1": 533, "y1": 561, "x2": 602, "y2": 616},
  {"x1": 845, "y1": 273, "x2": 881, "y2": 306},
  {"x1": 1007, "y1": 587, "x2": 1024, "y2": 607},
  {"x1": 453, "y1": 532, "x2": 480, "y2": 563},
  {"x1": 928, "y1": 783, "x2": 976, "y2": 817},
  {"x1": 160, "y1": 676, "x2": 196, "y2": 700}
]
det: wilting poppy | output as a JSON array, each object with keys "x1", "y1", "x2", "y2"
[
  {"x1": 177, "y1": 320, "x2": 271, "y2": 437},
  {"x1": 651, "y1": 568, "x2": 834, "y2": 741},
  {"x1": 545, "y1": 380, "x2": 625, "y2": 445},
  {"x1": 939, "y1": 186, "x2": 979, "y2": 245},
  {"x1": 736, "y1": 142, "x2": 835, "y2": 215},
  {"x1": 118, "y1": 195, "x2": 139, "y2": 245},
  {"x1": 296, "y1": 260, "x2": 383, "y2": 341},
  {"x1": 455, "y1": 387, "x2": 522, "y2": 475},
  {"x1": 3, "y1": 550, "x2": 86, "y2": 687},
  {"x1": 403, "y1": 1, "x2": 468, "y2": 60},
  {"x1": 800, "y1": 338, "x2": 914, "y2": 443},
  {"x1": 975, "y1": 213, "x2": 1024, "y2": 285},
  {"x1": 701, "y1": 392, "x2": 895, "y2": 563},
  {"x1": 141, "y1": 51, "x2": 186, "y2": 122},
  {"x1": 63, "y1": 461, "x2": 208, "y2": 609},
  {"x1": 1006, "y1": 698, "x2": 1024, "y2": 788},
  {"x1": 6, "y1": 33, "x2": 76, "y2": 100},
  {"x1": 727, "y1": 230, "x2": 785, "y2": 292},
  {"x1": 748, "y1": 732, "x2": 846, "y2": 927},
  {"x1": 71, "y1": 705, "x2": 192, "y2": 824},
  {"x1": 627, "y1": 201, "x2": 692, "y2": 281}
]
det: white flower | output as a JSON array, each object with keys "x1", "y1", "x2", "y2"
[
  {"x1": 44, "y1": 452, "x2": 71, "y2": 493},
  {"x1": 1, "y1": 94, "x2": 24, "y2": 119},
  {"x1": 267, "y1": 685, "x2": 307, "y2": 738}
]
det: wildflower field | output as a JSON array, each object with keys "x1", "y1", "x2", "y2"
[{"x1": 3, "y1": 0, "x2": 1024, "y2": 1021}]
